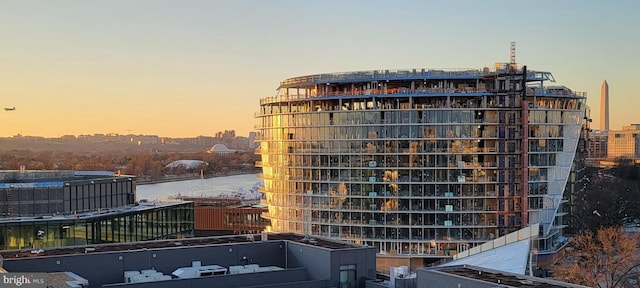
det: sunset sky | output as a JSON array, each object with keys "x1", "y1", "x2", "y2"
[{"x1": 1, "y1": 1, "x2": 638, "y2": 138}]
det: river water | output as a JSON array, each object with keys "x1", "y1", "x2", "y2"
[{"x1": 135, "y1": 173, "x2": 261, "y2": 201}]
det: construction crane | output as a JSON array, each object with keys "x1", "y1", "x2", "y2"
[{"x1": 495, "y1": 42, "x2": 518, "y2": 71}]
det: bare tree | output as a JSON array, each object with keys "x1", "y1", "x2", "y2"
[{"x1": 554, "y1": 226, "x2": 640, "y2": 288}]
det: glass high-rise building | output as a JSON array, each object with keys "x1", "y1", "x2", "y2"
[{"x1": 256, "y1": 65, "x2": 586, "y2": 263}]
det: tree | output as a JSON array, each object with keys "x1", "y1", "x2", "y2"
[
  {"x1": 554, "y1": 226, "x2": 640, "y2": 288},
  {"x1": 575, "y1": 171, "x2": 640, "y2": 232}
]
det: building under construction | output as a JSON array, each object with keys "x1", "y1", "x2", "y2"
[{"x1": 256, "y1": 44, "x2": 589, "y2": 270}]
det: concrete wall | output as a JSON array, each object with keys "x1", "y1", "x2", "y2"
[
  {"x1": 331, "y1": 247, "x2": 377, "y2": 285},
  {"x1": 416, "y1": 270, "x2": 495, "y2": 288},
  {"x1": 286, "y1": 241, "x2": 332, "y2": 280},
  {"x1": 365, "y1": 279, "x2": 388, "y2": 288},
  {"x1": 0, "y1": 171, "x2": 75, "y2": 181},
  {"x1": 286, "y1": 241, "x2": 376, "y2": 287}
]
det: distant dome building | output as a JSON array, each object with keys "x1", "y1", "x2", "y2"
[
  {"x1": 165, "y1": 160, "x2": 208, "y2": 170},
  {"x1": 207, "y1": 144, "x2": 236, "y2": 155}
]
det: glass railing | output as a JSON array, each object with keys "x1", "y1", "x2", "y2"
[
  {"x1": 279, "y1": 68, "x2": 488, "y2": 87},
  {"x1": 260, "y1": 87, "x2": 492, "y2": 105}
]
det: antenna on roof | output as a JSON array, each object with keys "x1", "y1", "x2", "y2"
[{"x1": 510, "y1": 42, "x2": 517, "y2": 69}]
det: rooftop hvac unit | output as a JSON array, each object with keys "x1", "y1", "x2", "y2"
[{"x1": 172, "y1": 262, "x2": 227, "y2": 279}]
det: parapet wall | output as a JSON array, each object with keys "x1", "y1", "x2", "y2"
[{"x1": 0, "y1": 170, "x2": 76, "y2": 182}]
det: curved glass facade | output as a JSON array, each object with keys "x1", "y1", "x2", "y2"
[{"x1": 257, "y1": 67, "x2": 586, "y2": 257}]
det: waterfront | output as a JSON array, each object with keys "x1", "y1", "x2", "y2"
[{"x1": 135, "y1": 173, "x2": 260, "y2": 201}]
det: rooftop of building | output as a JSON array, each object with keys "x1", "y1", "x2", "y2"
[
  {"x1": 0, "y1": 233, "x2": 357, "y2": 260},
  {"x1": 0, "y1": 200, "x2": 190, "y2": 224},
  {"x1": 423, "y1": 265, "x2": 588, "y2": 288},
  {"x1": 621, "y1": 124, "x2": 640, "y2": 131},
  {"x1": 0, "y1": 170, "x2": 133, "y2": 188},
  {"x1": 278, "y1": 66, "x2": 555, "y2": 88}
]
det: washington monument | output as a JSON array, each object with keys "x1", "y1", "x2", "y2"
[{"x1": 600, "y1": 80, "x2": 609, "y2": 131}]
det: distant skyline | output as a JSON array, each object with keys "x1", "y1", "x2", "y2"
[{"x1": 1, "y1": 0, "x2": 638, "y2": 137}]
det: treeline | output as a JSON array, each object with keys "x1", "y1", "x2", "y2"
[
  {"x1": 568, "y1": 160, "x2": 640, "y2": 234},
  {"x1": 0, "y1": 150, "x2": 260, "y2": 181},
  {"x1": 554, "y1": 161, "x2": 640, "y2": 287}
]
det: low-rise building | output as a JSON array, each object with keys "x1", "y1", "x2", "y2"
[
  {"x1": 0, "y1": 170, "x2": 193, "y2": 250},
  {"x1": 1, "y1": 233, "x2": 377, "y2": 288}
]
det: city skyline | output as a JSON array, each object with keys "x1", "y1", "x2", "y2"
[{"x1": 1, "y1": 0, "x2": 638, "y2": 138}]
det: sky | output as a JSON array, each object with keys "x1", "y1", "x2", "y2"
[{"x1": 0, "y1": 0, "x2": 638, "y2": 138}]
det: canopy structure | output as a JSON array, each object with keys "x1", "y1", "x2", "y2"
[{"x1": 439, "y1": 239, "x2": 530, "y2": 275}]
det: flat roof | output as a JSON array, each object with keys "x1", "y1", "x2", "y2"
[
  {"x1": 0, "y1": 170, "x2": 134, "y2": 186},
  {"x1": 0, "y1": 201, "x2": 190, "y2": 224},
  {"x1": 427, "y1": 265, "x2": 588, "y2": 288},
  {"x1": 277, "y1": 68, "x2": 555, "y2": 89},
  {"x1": 0, "y1": 233, "x2": 360, "y2": 259}
]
